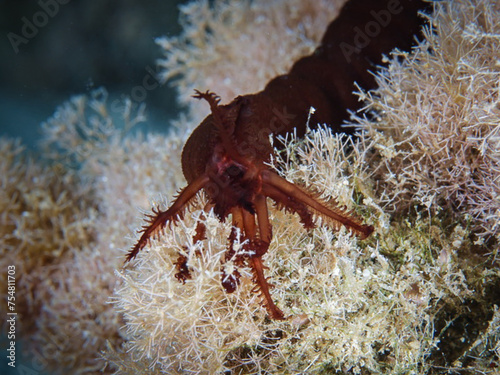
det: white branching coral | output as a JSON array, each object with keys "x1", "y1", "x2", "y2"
[
  {"x1": 0, "y1": 137, "x2": 96, "y2": 330},
  {"x1": 157, "y1": 0, "x2": 347, "y2": 120},
  {"x1": 1, "y1": 89, "x2": 186, "y2": 374},
  {"x1": 29, "y1": 90, "x2": 186, "y2": 373},
  {"x1": 353, "y1": 0, "x2": 500, "y2": 240},
  {"x1": 106, "y1": 128, "x2": 486, "y2": 374},
  {"x1": 108, "y1": 210, "x2": 264, "y2": 374}
]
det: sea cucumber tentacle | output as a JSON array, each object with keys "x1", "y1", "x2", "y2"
[
  {"x1": 262, "y1": 169, "x2": 374, "y2": 239},
  {"x1": 249, "y1": 255, "x2": 285, "y2": 320},
  {"x1": 126, "y1": 174, "x2": 210, "y2": 261},
  {"x1": 254, "y1": 194, "x2": 272, "y2": 246},
  {"x1": 239, "y1": 206, "x2": 285, "y2": 319}
]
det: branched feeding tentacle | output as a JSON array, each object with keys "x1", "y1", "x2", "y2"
[
  {"x1": 239, "y1": 206, "x2": 285, "y2": 320},
  {"x1": 126, "y1": 174, "x2": 209, "y2": 261},
  {"x1": 262, "y1": 170, "x2": 374, "y2": 239}
]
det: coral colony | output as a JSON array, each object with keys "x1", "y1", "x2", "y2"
[{"x1": 1, "y1": 0, "x2": 499, "y2": 374}]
